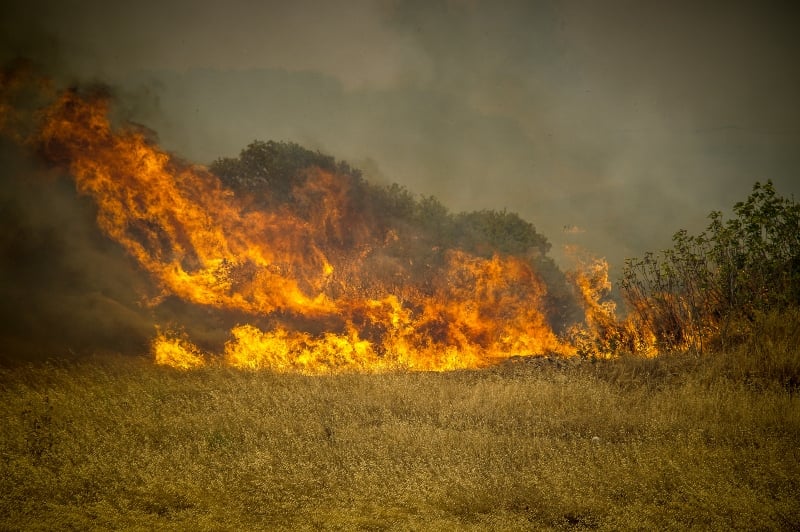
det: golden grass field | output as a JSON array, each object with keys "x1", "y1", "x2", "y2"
[{"x1": 1, "y1": 316, "x2": 798, "y2": 531}]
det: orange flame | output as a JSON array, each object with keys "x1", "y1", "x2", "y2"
[
  {"x1": 4, "y1": 74, "x2": 661, "y2": 372},
  {"x1": 565, "y1": 247, "x2": 656, "y2": 358},
  {"x1": 37, "y1": 90, "x2": 337, "y2": 318}
]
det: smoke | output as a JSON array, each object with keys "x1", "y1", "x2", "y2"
[
  {"x1": 0, "y1": 140, "x2": 153, "y2": 360},
  {"x1": 0, "y1": 119, "x2": 251, "y2": 362},
  {"x1": 3, "y1": 0, "x2": 798, "y2": 278},
  {"x1": 0, "y1": 64, "x2": 233, "y2": 362},
  {"x1": 1, "y1": 1, "x2": 799, "y2": 365}
]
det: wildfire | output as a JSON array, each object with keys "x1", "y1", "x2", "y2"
[
  {"x1": 223, "y1": 324, "x2": 385, "y2": 373},
  {"x1": 565, "y1": 247, "x2": 657, "y2": 358},
  {"x1": 3, "y1": 69, "x2": 652, "y2": 373},
  {"x1": 153, "y1": 330, "x2": 206, "y2": 370},
  {"x1": 36, "y1": 89, "x2": 338, "y2": 318}
]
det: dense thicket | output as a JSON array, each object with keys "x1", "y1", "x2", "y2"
[
  {"x1": 621, "y1": 180, "x2": 800, "y2": 352},
  {"x1": 210, "y1": 140, "x2": 580, "y2": 330}
]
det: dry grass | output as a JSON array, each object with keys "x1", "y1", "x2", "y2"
[{"x1": 1, "y1": 333, "x2": 799, "y2": 530}]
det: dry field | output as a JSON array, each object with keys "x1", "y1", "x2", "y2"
[{"x1": 1, "y1": 322, "x2": 798, "y2": 530}]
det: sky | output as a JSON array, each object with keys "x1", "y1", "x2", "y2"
[{"x1": 2, "y1": 0, "x2": 799, "y2": 272}]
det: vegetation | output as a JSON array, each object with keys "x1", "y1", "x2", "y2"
[
  {"x1": 622, "y1": 181, "x2": 800, "y2": 354},
  {"x1": 2, "y1": 72, "x2": 798, "y2": 528},
  {"x1": 211, "y1": 141, "x2": 579, "y2": 332},
  {"x1": 210, "y1": 141, "x2": 553, "y2": 261},
  {"x1": 1, "y1": 315, "x2": 798, "y2": 530}
]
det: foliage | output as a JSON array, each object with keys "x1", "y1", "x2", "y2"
[
  {"x1": 208, "y1": 139, "x2": 579, "y2": 331},
  {"x1": 209, "y1": 140, "x2": 555, "y2": 261},
  {"x1": 453, "y1": 209, "x2": 550, "y2": 258},
  {"x1": 622, "y1": 181, "x2": 800, "y2": 353},
  {"x1": 210, "y1": 140, "x2": 346, "y2": 204}
]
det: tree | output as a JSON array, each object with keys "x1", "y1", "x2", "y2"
[
  {"x1": 208, "y1": 138, "x2": 580, "y2": 335},
  {"x1": 209, "y1": 140, "x2": 339, "y2": 204},
  {"x1": 453, "y1": 209, "x2": 550, "y2": 258}
]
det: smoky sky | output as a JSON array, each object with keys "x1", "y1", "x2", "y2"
[{"x1": 2, "y1": 0, "x2": 799, "y2": 272}]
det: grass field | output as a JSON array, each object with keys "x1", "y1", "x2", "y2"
[{"x1": 1, "y1": 322, "x2": 799, "y2": 530}]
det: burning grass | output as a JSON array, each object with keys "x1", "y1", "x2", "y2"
[{"x1": 1, "y1": 324, "x2": 798, "y2": 530}]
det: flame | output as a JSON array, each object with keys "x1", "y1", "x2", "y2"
[
  {"x1": 152, "y1": 331, "x2": 206, "y2": 370},
  {"x1": 36, "y1": 90, "x2": 337, "y2": 318},
  {"x1": 223, "y1": 250, "x2": 574, "y2": 373},
  {"x1": 4, "y1": 73, "x2": 657, "y2": 372},
  {"x1": 224, "y1": 324, "x2": 386, "y2": 374},
  {"x1": 565, "y1": 247, "x2": 657, "y2": 358}
]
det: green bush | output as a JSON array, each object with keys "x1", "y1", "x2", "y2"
[{"x1": 622, "y1": 181, "x2": 800, "y2": 352}]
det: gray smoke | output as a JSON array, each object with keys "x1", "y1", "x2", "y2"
[
  {"x1": 1, "y1": 0, "x2": 799, "y2": 352},
  {"x1": 0, "y1": 142, "x2": 156, "y2": 361}
]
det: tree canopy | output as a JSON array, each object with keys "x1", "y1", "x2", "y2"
[{"x1": 209, "y1": 139, "x2": 578, "y2": 331}]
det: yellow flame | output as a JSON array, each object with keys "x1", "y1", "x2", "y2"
[
  {"x1": 0, "y1": 74, "x2": 675, "y2": 372},
  {"x1": 224, "y1": 324, "x2": 387, "y2": 374},
  {"x1": 152, "y1": 331, "x2": 206, "y2": 370}
]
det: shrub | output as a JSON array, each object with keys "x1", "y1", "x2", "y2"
[{"x1": 621, "y1": 181, "x2": 800, "y2": 352}]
